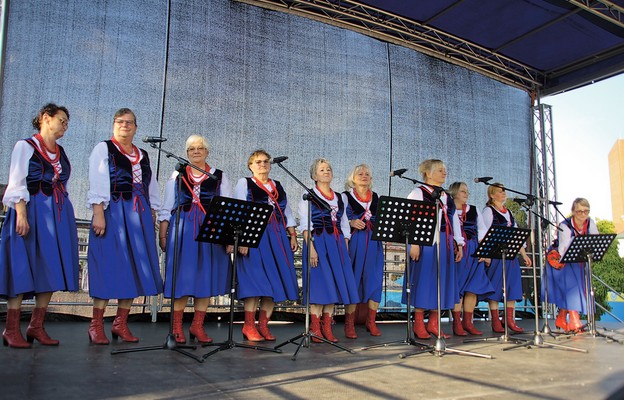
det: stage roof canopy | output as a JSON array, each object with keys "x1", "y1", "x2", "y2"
[{"x1": 242, "y1": 0, "x2": 624, "y2": 96}]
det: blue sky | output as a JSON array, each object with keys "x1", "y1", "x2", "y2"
[{"x1": 542, "y1": 74, "x2": 624, "y2": 223}]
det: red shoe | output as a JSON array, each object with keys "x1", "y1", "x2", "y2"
[
  {"x1": 568, "y1": 311, "x2": 583, "y2": 333},
  {"x1": 321, "y1": 313, "x2": 338, "y2": 342},
  {"x1": 26, "y1": 307, "x2": 59, "y2": 345},
  {"x1": 2, "y1": 309, "x2": 31, "y2": 349},
  {"x1": 413, "y1": 311, "x2": 431, "y2": 339},
  {"x1": 172, "y1": 310, "x2": 186, "y2": 344},
  {"x1": 426, "y1": 311, "x2": 450, "y2": 339},
  {"x1": 242, "y1": 311, "x2": 264, "y2": 342},
  {"x1": 88, "y1": 308, "x2": 109, "y2": 345},
  {"x1": 111, "y1": 308, "x2": 139, "y2": 342},
  {"x1": 452, "y1": 311, "x2": 467, "y2": 336},
  {"x1": 189, "y1": 310, "x2": 212, "y2": 344},
  {"x1": 505, "y1": 307, "x2": 524, "y2": 333},
  {"x1": 462, "y1": 312, "x2": 483, "y2": 335},
  {"x1": 310, "y1": 314, "x2": 323, "y2": 343},
  {"x1": 344, "y1": 312, "x2": 357, "y2": 339},
  {"x1": 555, "y1": 309, "x2": 568, "y2": 331},
  {"x1": 490, "y1": 309, "x2": 504, "y2": 333},
  {"x1": 366, "y1": 308, "x2": 381, "y2": 337},
  {"x1": 257, "y1": 310, "x2": 275, "y2": 341}
]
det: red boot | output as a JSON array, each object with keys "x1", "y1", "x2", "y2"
[
  {"x1": 321, "y1": 313, "x2": 338, "y2": 342},
  {"x1": 2, "y1": 309, "x2": 31, "y2": 349},
  {"x1": 505, "y1": 307, "x2": 524, "y2": 333},
  {"x1": 366, "y1": 308, "x2": 381, "y2": 337},
  {"x1": 452, "y1": 311, "x2": 467, "y2": 336},
  {"x1": 426, "y1": 310, "x2": 450, "y2": 339},
  {"x1": 189, "y1": 310, "x2": 212, "y2": 344},
  {"x1": 344, "y1": 312, "x2": 357, "y2": 339},
  {"x1": 26, "y1": 307, "x2": 59, "y2": 345},
  {"x1": 568, "y1": 311, "x2": 583, "y2": 333},
  {"x1": 88, "y1": 307, "x2": 109, "y2": 345},
  {"x1": 310, "y1": 314, "x2": 323, "y2": 343},
  {"x1": 462, "y1": 311, "x2": 483, "y2": 335},
  {"x1": 111, "y1": 307, "x2": 139, "y2": 342},
  {"x1": 413, "y1": 311, "x2": 431, "y2": 339},
  {"x1": 242, "y1": 311, "x2": 264, "y2": 342},
  {"x1": 555, "y1": 308, "x2": 568, "y2": 331},
  {"x1": 172, "y1": 310, "x2": 186, "y2": 344},
  {"x1": 490, "y1": 309, "x2": 504, "y2": 333},
  {"x1": 257, "y1": 310, "x2": 275, "y2": 341}
]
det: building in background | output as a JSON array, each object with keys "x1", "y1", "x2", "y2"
[{"x1": 608, "y1": 139, "x2": 624, "y2": 233}]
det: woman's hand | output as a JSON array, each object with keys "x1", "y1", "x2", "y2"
[
  {"x1": 290, "y1": 235, "x2": 298, "y2": 252},
  {"x1": 455, "y1": 246, "x2": 463, "y2": 262},
  {"x1": 349, "y1": 219, "x2": 366, "y2": 230},
  {"x1": 522, "y1": 253, "x2": 532, "y2": 268},
  {"x1": 91, "y1": 203, "x2": 106, "y2": 237},
  {"x1": 15, "y1": 201, "x2": 29, "y2": 237},
  {"x1": 309, "y1": 243, "x2": 319, "y2": 267},
  {"x1": 409, "y1": 245, "x2": 420, "y2": 261},
  {"x1": 226, "y1": 245, "x2": 234, "y2": 254},
  {"x1": 238, "y1": 246, "x2": 249, "y2": 256}
]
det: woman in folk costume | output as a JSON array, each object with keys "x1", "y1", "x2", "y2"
[
  {"x1": 448, "y1": 181, "x2": 494, "y2": 336},
  {"x1": 298, "y1": 158, "x2": 359, "y2": 343},
  {"x1": 403, "y1": 159, "x2": 463, "y2": 339},
  {"x1": 341, "y1": 164, "x2": 384, "y2": 338},
  {"x1": 0, "y1": 103, "x2": 79, "y2": 348},
  {"x1": 158, "y1": 135, "x2": 232, "y2": 344},
  {"x1": 87, "y1": 108, "x2": 163, "y2": 344},
  {"x1": 233, "y1": 149, "x2": 299, "y2": 342},
  {"x1": 546, "y1": 198, "x2": 597, "y2": 333},
  {"x1": 481, "y1": 183, "x2": 532, "y2": 333}
]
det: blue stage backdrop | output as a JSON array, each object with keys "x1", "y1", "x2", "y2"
[{"x1": 0, "y1": 0, "x2": 531, "y2": 221}]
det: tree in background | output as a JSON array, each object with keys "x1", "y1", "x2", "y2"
[{"x1": 593, "y1": 219, "x2": 624, "y2": 320}]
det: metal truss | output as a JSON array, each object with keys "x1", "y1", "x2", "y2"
[
  {"x1": 236, "y1": 0, "x2": 544, "y2": 92},
  {"x1": 532, "y1": 103, "x2": 558, "y2": 280},
  {"x1": 566, "y1": 0, "x2": 624, "y2": 29}
]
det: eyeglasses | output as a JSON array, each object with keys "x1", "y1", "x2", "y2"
[
  {"x1": 574, "y1": 209, "x2": 590, "y2": 215},
  {"x1": 187, "y1": 147, "x2": 206, "y2": 152},
  {"x1": 114, "y1": 119, "x2": 136, "y2": 126},
  {"x1": 254, "y1": 159, "x2": 270, "y2": 165}
]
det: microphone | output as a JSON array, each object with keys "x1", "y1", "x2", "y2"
[
  {"x1": 474, "y1": 176, "x2": 493, "y2": 183},
  {"x1": 271, "y1": 156, "x2": 288, "y2": 164},
  {"x1": 390, "y1": 168, "x2": 408, "y2": 177},
  {"x1": 142, "y1": 136, "x2": 167, "y2": 143},
  {"x1": 549, "y1": 200, "x2": 563, "y2": 206},
  {"x1": 513, "y1": 198, "x2": 526, "y2": 204}
]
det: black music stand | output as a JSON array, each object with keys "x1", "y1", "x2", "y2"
[
  {"x1": 360, "y1": 196, "x2": 435, "y2": 352},
  {"x1": 196, "y1": 196, "x2": 282, "y2": 359},
  {"x1": 464, "y1": 226, "x2": 530, "y2": 347},
  {"x1": 560, "y1": 234, "x2": 616, "y2": 338}
]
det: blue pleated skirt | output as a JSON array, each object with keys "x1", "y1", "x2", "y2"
[
  {"x1": 349, "y1": 228, "x2": 384, "y2": 303},
  {"x1": 542, "y1": 263, "x2": 588, "y2": 313},
  {"x1": 456, "y1": 238, "x2": 495, "y2": 298},
  {"x1": 88, "y1": 196, "x2": 163, "y2": 299},
  {"x1": 481, "y1": 257, "x2": 523, "y2": 302},
  {"x1": 0, "y1": 192, "x2": 79, "y2": 298},
  {"x1": 237, "y1": 219, "x2": 298, "y2": 302},
  {"x1": 302, "y1": 231, "x2": 359, "y2": 305},
  {"x1": 401, "y1": 232, "x2": 459, "y2": 310},
  {"x1": 163, "y1": 206, "x2": 231, "y2": 299}
]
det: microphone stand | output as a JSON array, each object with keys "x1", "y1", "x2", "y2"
[
  {"x1": 272, "y1": 159, "x2": 354, "y2": 360},
  {"x1": 112, "y1": 143, "x2": 218, "y2": 362},
  {"x1": 398, "y1": 182, "x2": 490, "y2": 359}
]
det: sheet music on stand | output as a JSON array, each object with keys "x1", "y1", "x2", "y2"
[
  {"x1": 196, "y1": 196, "x2": 272, "y2": 248},
  {"x1": 473, "y1": 225, "x2": 530, "y2": 260},
  {"x1": 371, "y1": 195, "x2": 436, "y2": 246},
  {"x1": 559, "y1": 234, "x2": 616, "y2": 264}
]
